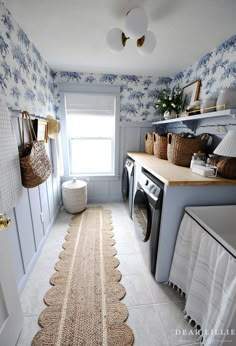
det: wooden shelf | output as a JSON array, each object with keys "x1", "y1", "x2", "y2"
[{"x1": 152, "y1": 108, "x2": 236, "y2": 126}]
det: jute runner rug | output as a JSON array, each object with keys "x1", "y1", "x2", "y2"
[{"x1": 32, "y1": 206, "x2": 134, "y2": 346}]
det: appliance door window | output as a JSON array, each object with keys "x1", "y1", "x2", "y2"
[
  {"x1": 133, "y1": 188, "x2": 152, "y2": 242},
  {"x1": 122, "y1": 166, "x2": 129, "y2": 201}
]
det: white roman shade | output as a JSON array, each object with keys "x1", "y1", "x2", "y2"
[{"x1": 65, "y1": 93, "x2": 115, "y2": 116}]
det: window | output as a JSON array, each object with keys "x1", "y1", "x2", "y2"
[{"x1": 62, "y1": 90, "x2": 119, "y2": 176}]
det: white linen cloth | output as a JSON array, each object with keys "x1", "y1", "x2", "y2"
[
  {"x1": 169, "y1": 213, "x2": 236, "y2": 346},
  {"x1": 0, "y1": 103, "x2": 22, "y2": 213}
]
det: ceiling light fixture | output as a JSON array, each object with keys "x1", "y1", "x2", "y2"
[
  {"x1": 106, "y1": 8, "x2": 156, "y2": 55},
  {"x1": 106, "y1": 28, "x2": 129, "y2": 53},
  {"x1": 125, "y1": 8, "x2": 148, "y2": 39}
]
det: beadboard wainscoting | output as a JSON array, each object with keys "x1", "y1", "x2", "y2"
[
  {"x1": 6, "y1": 113, "x2": 61, "y2": 294},
  {"x1": 61, "y1": 121, "x2": 153, "y2": 203}
]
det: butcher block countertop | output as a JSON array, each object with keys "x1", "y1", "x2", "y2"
[{"x1": 128, "y1": 152, "x2": 236, "y2": 186}]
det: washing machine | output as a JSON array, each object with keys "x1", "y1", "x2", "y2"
[
  {"x1": 133, "y1": 169, "x2": 163, "y2": 275},
  {"x1": 121, "y1": 157, "x2": 134, "y2": 218}
]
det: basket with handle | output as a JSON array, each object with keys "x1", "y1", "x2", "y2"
[
  {"x1": 19, "y1": 111, "x2": 52, "y2": 188},
  {"x1": 167, "y1": 132, "x2": 211, "y2": 167},
  {"x1": 144, "y1": 132, "x2": 154, "y2": 155},
  {"x1": 153, "y1": 133, "x2": 168, "y2": 160}
]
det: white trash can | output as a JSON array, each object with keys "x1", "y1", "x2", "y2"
[{"x1": 62, "y1": 178, "x2": 88, "y2": 213}]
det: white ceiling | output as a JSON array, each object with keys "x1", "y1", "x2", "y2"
[{"x1": 4, "y1": 0, "x2": 236, "y2": 77}]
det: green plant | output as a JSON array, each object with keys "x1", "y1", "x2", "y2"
[{"x1": 155, "y1": 86, "x2": 183, "y2": 114}]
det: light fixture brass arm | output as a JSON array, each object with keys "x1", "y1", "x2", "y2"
[
  {"x1": 137, "y1": 35, "x2": 145, "y2": 47},
  {"x1": 122, "y1": 33, "x2": 130, "y2": 47}
]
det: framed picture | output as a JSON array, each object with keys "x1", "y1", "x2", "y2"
[
  {"x1": 32, "y1": 119, "x2": 48, "y2": 142},
  {"x1": 181, "y1": 80, "x2": 201, "y2": 110}
]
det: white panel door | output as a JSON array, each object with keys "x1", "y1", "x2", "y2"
[{"x1": 0, "y1": 226, "x2": 23, "y2": 346}]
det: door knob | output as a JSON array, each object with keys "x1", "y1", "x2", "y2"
[{"x1": 0, "y1": 214, "x2": 11, "y2": 231}]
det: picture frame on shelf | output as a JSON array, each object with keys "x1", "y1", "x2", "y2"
[
  {"x1": 32, "y1": 119, "x2": 48, "y2": 142},
  {"x1": 181, "y1": 80, "x2": 201, "y2": 111}
]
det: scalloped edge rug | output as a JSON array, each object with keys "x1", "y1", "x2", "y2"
[{"x1": 32, "y1": 206, "x2": 134, "y2": 346}]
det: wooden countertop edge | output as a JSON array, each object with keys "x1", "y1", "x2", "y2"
[
  {"x1": 138, "y1": 164, "x2": 233, "y2": 186},
  {"x1": 128, "y1": 152, "x2": 236, "y2": 186}
]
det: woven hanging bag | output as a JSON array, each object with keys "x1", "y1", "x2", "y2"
[
  {"x1": 153, "y1": 133, "x2": 168, "y2": 160},
  {"x1": 19, "y1": 111, "x2": 52, "y2": 188},
  {"x1": 144, "y1": 132, "x2": 154, "y2": 154},
  {"x1": 167, "y1": 132, "x2": 211, "y2": 167}
]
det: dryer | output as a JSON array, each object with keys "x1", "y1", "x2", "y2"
[{"x1": 133, "y1": 169, "x2": 163, "y2": 275}]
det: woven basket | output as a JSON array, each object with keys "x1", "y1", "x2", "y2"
[
  {"x1": 153, "y1": 133, "x2": 167, "y2": 160},
  {"x1": 217, "y1": 158, "x2": 236, "y2": 179},
  {"x1": 144, "y1": 132, "x2": 154, "y2": 155},
  {"x1": 167, "y1": 132, "x2": 211, "y2": 167},
  {"x1": 19, "y1": 111, "x2": 51, "y2": 188}
]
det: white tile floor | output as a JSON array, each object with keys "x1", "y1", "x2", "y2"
[{"x1": 17, "y1": 203, "x2": 199, "y2": 346}]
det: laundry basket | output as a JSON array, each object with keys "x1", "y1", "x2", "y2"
[
  {"x1": 153, "y1": 133, "x2": 168, "y2": 160},
  {"x1": 62, "y1": 178, "x2": 88, "y2": 213}
]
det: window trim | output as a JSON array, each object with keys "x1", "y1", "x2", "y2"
[{"x1": 59, "y1": 83, "x2": 120, "y2": 177}]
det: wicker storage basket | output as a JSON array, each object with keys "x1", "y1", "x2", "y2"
[
  {"x1": 153, "y1": 133, "x2": 168, "y2": 160},
  {"x1": 217, "y1": 158, "x2": 236, "y2": 179},
  {"x1": 167, "y1": 133, "x2": 211, "y2": 167},
  {"x1": 62, "y1": 178, "x2": 87, "y2": 213},
  {"x1": 144, "y1": 132, "x2": 154, "y2": 154}
]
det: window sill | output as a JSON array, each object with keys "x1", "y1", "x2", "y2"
[{"x1": 61, "y1": 175, "x2": 120, "y2": 183}]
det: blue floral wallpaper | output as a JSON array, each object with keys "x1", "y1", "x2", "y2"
[
  {"x1": 1, "y1": 0, "x2": 235, "y2": 121},
  {"x1": 54, "y1": 35, "x2": 236, "y2": 121},
  {"x1": 55, "y1": 73, "x2": 172, "y2": 122},
  {"x1": 171, "y1": 35, "x2": 236, "y2": 100},
  {"x1": 0, "y1": 1, "x2": 56, "y2": 115}
]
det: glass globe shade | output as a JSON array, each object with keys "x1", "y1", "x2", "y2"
[
  {"x1": 106, "y1": 28, "x2": 125, "y2": 52},
  {"x1": 138, "y1": 31, "x2": 156, "y2": 55},
  {"x1": 125, "y1": 8, "x2": 148, "y2": 39}
]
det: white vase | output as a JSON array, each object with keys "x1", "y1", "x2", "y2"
[
  {"x1": 164, "y1": 110, "x2": 177, "y2": 120},
  {"x1": 216, "y1": 88, "x2": 236, "y2": 110}
]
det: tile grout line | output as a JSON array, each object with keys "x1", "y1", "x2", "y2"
[
  {"x1": 113, "y1": 207, "x2": 171, "y2": 346},
  {"x1": 127, "y1": 302, "x2": 167, "y2": 309},
  {"x1": 134, "y1": 241, "x2": 171, "y2": 346},
  {"x1": 144, "y1": 275, "x2": 171, "y2": 346},
  {"x1": 22, "y1": 313, "x2": 42, "y2": 318}
]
